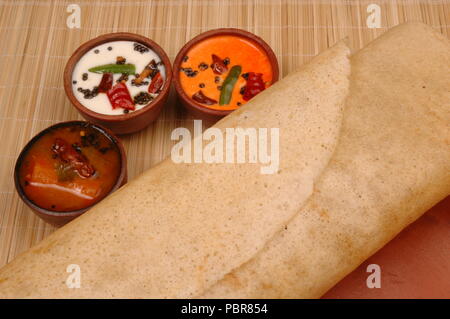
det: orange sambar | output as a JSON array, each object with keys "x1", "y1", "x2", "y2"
[
  {"x1": 180, "y1": 35, "x2": 274, "y2": 111},
  {"x1": 18, "y1": 124, "x2": 121, "y2": 212}
]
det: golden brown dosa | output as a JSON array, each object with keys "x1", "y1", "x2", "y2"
[
  {"x1": 0, "y1": 42, "x2": 351, "y2": 298},
  {"x1": 202, "y1": 22, "x2": 450, "y2": 298}
]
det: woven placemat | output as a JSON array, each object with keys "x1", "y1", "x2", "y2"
[{"x1": 0, "y1": 0, "x2": 448, "y2": 268}]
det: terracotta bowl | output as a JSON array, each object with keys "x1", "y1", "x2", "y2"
[
  {"x1": 173, "y1": 28, "x2": 279, "y2": 122},
  {"x1": 14, "y1": 121, "x2": 127, "y2": 227},
  {"x1": 64, "y1": 33, "x2": 172, "y2": 135}
]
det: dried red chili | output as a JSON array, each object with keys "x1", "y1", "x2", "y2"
[
  {"x1": 52, "y1": 138, "x2": 95, "y2": 178},
  {"x1": 148, "y1": 72, "x2": 164, "y2": 94},
  {"x1": 106, "y1": 82, "x2": 135, "y2": 110},
  {"x1": 97, "y1": 73, "x2": 113, "y2": 93},
  {"x1": 192, "y1": 90, "x2": 217, "y2": 105},
  {"x1": 211, "y1": 54, "x2": 228, "y2": 75},
  {"x1": 242, "y1": 72, "x2": 266, "y2": 101}
]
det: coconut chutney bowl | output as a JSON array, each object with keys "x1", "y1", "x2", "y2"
[{"x1": 64, "y1": 33, "x2": 172, "y2": 135}]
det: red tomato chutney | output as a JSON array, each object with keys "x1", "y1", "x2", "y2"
[
  {"x1": 179, "y1": 35, "x2": 274, "y2": 111},
  {"x1": 18, "y1": 123, "x2": 121, "y2": 212}
]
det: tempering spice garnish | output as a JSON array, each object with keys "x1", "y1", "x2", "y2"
[
  {"x1": 52, "y1": 138, "x2": 95, "y2": 178},
  {"x1": 116, "y1": 56, "x2": 126, "y2": 65},
  {"x1": 78, "y1": 86, "x2": 99, "y2": 99},
  {"x1": 134, "y1": 59, "x2": 159, "y2": 85},
  {"x1": 211, "y1": 54, "x2": 228, "y2": 75},
  {"x1": 148, "y1": 72, "x2": 164, "y2": 94},
  {"x1": 242, "y1": 72, "x2": 266, "y2": 101},
  {"x1": 106, "y1": 82, "x2": 135, "y2": 111},
  {"x1": 98, "y1": 73, "x2": 113, "y2": 93},
  {"x1": 116, "y1": 73, "x2": 129, "y2": 84},
  {"x1": 219, "y1": 65, "x2": 242, "y2": 105},
  {"x1": 198, "y1": 62, "x2": 208, "y2": 71},
  {"x1": 181, "y1": 67, "x2": 198, "y2": 78},
  {"x1": 131, "y1": 79, "x2": 149, "y2": 87},
  {"x1": 80, "y1": 131, "x2": 100, "y2": 148},
  {"x1": 134, "y1": 92, "x2": 153, "y2": 105},
  {"x1": 133, "y1": 42, "x2": 150, "y2": 53},
  {"x1": 192, "y1": 90, "x2": 217, "y2": 105},
  {"x1": 88, "y1": 63, "x2": 136, "y2": 75}
]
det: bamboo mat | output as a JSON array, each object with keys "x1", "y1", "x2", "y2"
[{"x1": 0, "y1": 0, "x2": 448, "y2": 271}]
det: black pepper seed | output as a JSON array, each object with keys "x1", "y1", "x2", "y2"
[
  {"x1": 108, "y1": 46, "x2": 112, "y2": 51},
  {"x1": 116, "y1": 73, "x2": 129, "y2": 83},
  {"x1": 239, "y1": 86, "x2": 246, "y2": 95},
  {"x1": 237, "y1": 102, "x2": 242, "y2": 106},
  {"x1": 133, "y1": 91, "x2": 153, "y2": 105},
  {"x1": 94, "y1": 49, "x2": 99, "y2": 54},
  {"x1": 198, "y1": 62, "x2": 208, "y2": 71},
  {"x1": 181, "y1": 67, "x2": 198, "y2": 78},
  {"x1": 78, "y1": 86, "x2": 99, "y2": 99},
  {"x1": 214, "y1": 76, "x2": 221, "y2": 84},
  {"x1": 72, "y1": 80, "x2": 77, "y2": 84},
  {"x1": 241, "y1": 73, "x2": 249, "y2": 80},
  {"x1": 199, "y1": 83, "x2": 205, "y2": 88},
  {"x1": 133, "y1": 42, "x2": 149, "y2": 53},
  {"x1": 123, "y1": 109, "x2": 130, "y2": 114},
  {"x1": 223, "y1": 57, "x2": 230, "y2": 65},
  {"x1": 217, "y1": 85, "x2": 222, "y2": 91},
  {"x1": 85, "y1": 132, "x2": 100, "y2": 148},
  {"x1": 131, "y1": 79, "x2": 149, "y2": 87},
  {"x1": 82, "y1": 73, "x2": 88, "y2": 81},
  {"x1": 183, "y1": 56, "x2": 189, "y2": 62}
]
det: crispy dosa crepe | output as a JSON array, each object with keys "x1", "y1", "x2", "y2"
[
  {"x1": 202, "y1": 22, "x2": 450, "y2": 298},
  {"x1": 0, "y1": 42, "x2": 351, "y2": 298}
]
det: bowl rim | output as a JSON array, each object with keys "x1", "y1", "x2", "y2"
[
  {"x1": 14, "y1": 120, "x2": 127, "y2": 218},
  {"x1": 172, "y1": 28, "x2": 280, "y2": 117},
  {"x1": 63, "y1": 32, "x2": 173, "y2": 123}
]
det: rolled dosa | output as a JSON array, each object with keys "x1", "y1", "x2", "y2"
[
  {"x1": 0, "y1": 41, "x2": 351, "y2": 297},
  {"x1": 202, "y1": 22, "x2": 450, "y2": 298}
]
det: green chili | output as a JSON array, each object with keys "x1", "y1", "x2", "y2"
[
  {"x1": 88, "y1": 63, "x2": 136, "y2": 74},
  {"x1": 219, "y1": 65, "x2": 242, "y2": 105}
]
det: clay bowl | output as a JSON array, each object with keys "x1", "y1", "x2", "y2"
[
  {"x1": 173, "y1": 28, "x2": 279, "y2": 122},
  {"x1": 64, "y1": 33, "x2": 172, "y2": 135},
  {"x1": 14, "y1": 121, "x2": 127, "y2": 227}
]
